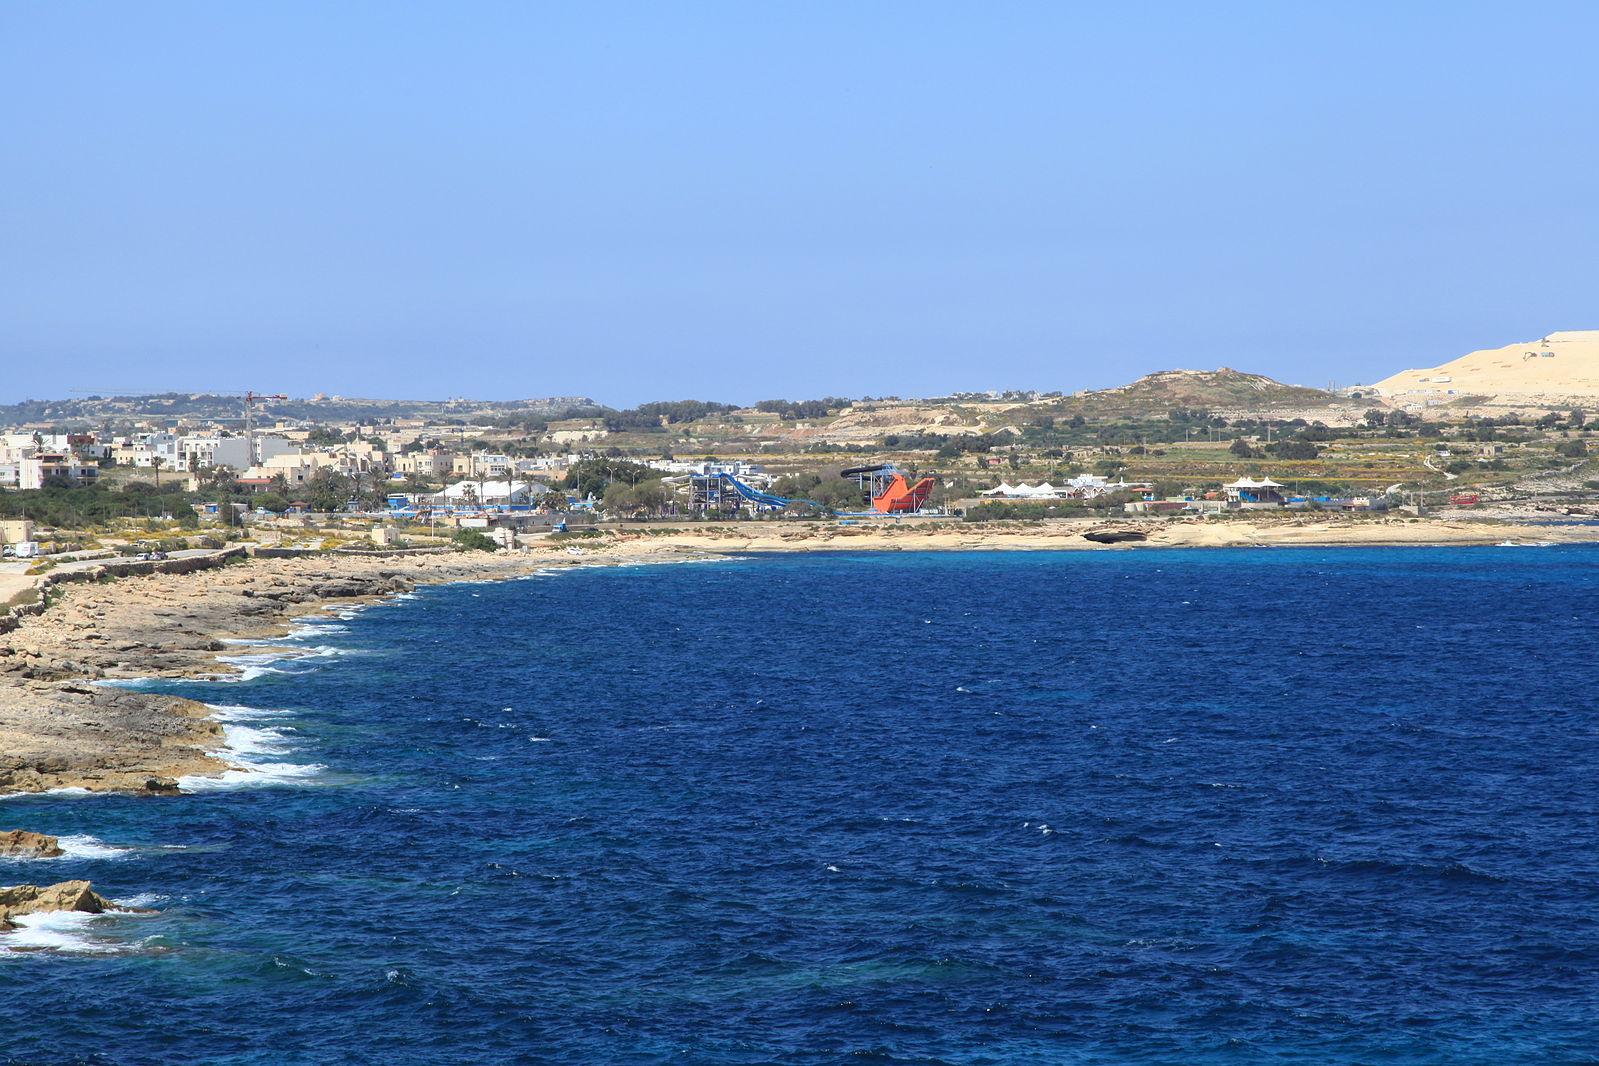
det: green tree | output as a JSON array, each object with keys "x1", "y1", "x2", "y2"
[
  {"x1": 564, "y1": 458, "x2": 658, "y2": 498},
  {"x1": 452, "y1": 529, "x2": 498, "y2": 552},
  {"x1": 603, "y1": 478, "x2": 670, "y2": 516}
]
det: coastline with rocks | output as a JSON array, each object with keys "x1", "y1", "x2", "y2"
[
  {"x1": 5, "y1": 517, "x2": 1598, "y2": 799},
  {"x1": 3, "y1": 521, "x2": 1597, "y2": 939},
  {"x1": 0, "y1": 549, "x2": 599, "y2": 797},
  {"x1": 0, "y1": 527, "x2": 1592, "y2": 1042}
]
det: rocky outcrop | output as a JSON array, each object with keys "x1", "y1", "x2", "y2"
[
  {"x1": 0, "y1": 550, "x2": 555, "y2": 795},
  {"x1": 0, "y1": 682, "x2": 225, "y2": 796},
  {"x1": 0, "y1": 830, "x2": 64, "y2": 858},
  {"x1": 1082, "y1": 528, "x2": 1149, "y2": 544},
  {"x1": 0, "y1": 880, "x2": 112, "y2": 929}
]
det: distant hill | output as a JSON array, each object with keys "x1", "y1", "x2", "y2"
[
  {"x1": 0, "y1": 370, "x2": 1355, "y2": 438},
  {"x1": 1374, "y1": 330, "x2": 1599, "y2": 406},
  {"x1": 0, "y1": 392, "x2": 597, "y2": 428},
  {"x1": 1071, "y1": 368, "x2": 1344, "y2": 415},
  {"x1": 786, "y1": 369, "x2": 1351, "y2": 443}
]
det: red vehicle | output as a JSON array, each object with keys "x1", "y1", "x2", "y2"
[{"x1": 1450, "y1": 493, "x2": 1480, "y2": 507}]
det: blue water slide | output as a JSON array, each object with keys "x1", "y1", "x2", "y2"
[
  {"x1": 722, "y1": 476, "x2": 831, "y2": 511},
  {"x1": 722, "y1": 476, "x2": 796, "y2": 508}
]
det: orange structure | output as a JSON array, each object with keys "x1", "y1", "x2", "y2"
[{"x1": 871, "y1": 474, "x2": 936, "y2": 513}]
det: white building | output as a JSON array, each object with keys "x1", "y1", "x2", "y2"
[
  {"x1": 395, "y1": 449, "x2": 452, "y2": 478},
  {"x1": 0, "y1": 434, "x2": 103, "y2": 487},
  {"x1": 451, "y1": 452, "x2": 515, "y2": 478},
  {"x1": 112, "y1": 441, "x2": 154, "y2": 467},
  {"x1": 252, "y1": 435, "x2": 295, "y2": 465},
  {"x1": 20, "y1": 453, "x2": 99, "y2": 489},
  {"x1": 176, "y1": 436, "x2": 252, "y2": 472},
  {"x1": 649, "y1": 458, "x2": 764, "y2": 477}
]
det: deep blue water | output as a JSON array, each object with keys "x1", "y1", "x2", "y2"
[{"x1": 4, "y1": 546, "x2": 1599, "y2": 1064}]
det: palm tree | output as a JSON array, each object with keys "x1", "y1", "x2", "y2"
[{"x1": 152, "y1": 455, "x2": 165, "y2": 489}]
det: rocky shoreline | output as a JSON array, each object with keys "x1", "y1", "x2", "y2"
[
  {"x1": 3, "y1": 519, "x2": 1597, "y2": 801},
  {"x1": 0, "y1": 548, "x2": 644, "y2": 797},
  {"x1": 602, "y1": 513, "x2": 1599, "y2": 554},
  {"x1": 2, "y1": 522, "x2": 1596, "y2": 943},
  {"x1": 0, "y1": 542, "x2": 727, "y2": 944}
]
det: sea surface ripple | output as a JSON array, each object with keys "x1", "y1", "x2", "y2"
[{"x1": 3, "y1": 546, "x2": 1597, "y2": 1064}]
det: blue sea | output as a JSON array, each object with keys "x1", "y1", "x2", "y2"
[{"x1": 3, "y1": 547, "x2": 1598, "y2": 1064}]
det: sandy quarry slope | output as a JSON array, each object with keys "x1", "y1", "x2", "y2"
[{"x1": 1374, "y1": 330, "x2": 1599, "y2": 406}]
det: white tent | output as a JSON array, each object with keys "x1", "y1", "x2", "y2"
[{"x1": 438, "y1": 479, "x2": 551, "y2": 505}]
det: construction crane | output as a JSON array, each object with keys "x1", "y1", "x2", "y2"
[
  {"x1": 240, "y1": 391, "x2": 288, "y2": 466},
  {"x1": 68, "y1": 386, "x2": 288, "y2": 468}
]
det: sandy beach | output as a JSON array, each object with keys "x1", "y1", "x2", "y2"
[
  {"x1": 2, "y1": 514, "x2": 1595, "y2": 796},
  {"x1": 604, "y1": 513, "x2": 1599, "y2": 554}
]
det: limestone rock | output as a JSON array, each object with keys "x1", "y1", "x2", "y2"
[
  {"x1": 0, "y1": 830, "x2": 64, "y2": 858},
  {"x1": 0, "y1": 880, "x2": 112, "y2": 929}
]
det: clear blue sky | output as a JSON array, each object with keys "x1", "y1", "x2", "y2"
[{"x1": 2, "y1": 2, "x2": 1595, "y2": 406}]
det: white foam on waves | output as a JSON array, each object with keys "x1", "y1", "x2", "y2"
[
  {"x1": 0, "y1": 834, "x2": 128, "y2": 861},
  {"x1": 219, "y1": 723, "x2": 297, "y2": 757},
  {"x1": 2, "y1": 910, "x2": 116, "y2": 955},
  {"x1": 211, "y1": 652, "x2": 293, "y2": 683},
  {"x1": 210, "y1": 644, "x2": 344, "y2": 683},
  {"x1": 0, "y1": 785, "x2": 94, "y2": 802},
  {"x1": 61, "y1": 835, "x2": 129, "y2": 861},
  {"x1": 179, "y1": 714, "x2": 325, "y2": 794},
  {"x1": 284, "y1": 621, "x2": 349, "y2": 640},
  {"x1": 1, "y1": 900, "x2": 157, "y2": 956},
  {"x1": 208, "y1": 703, "x2": 293, "y2": 721}
]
